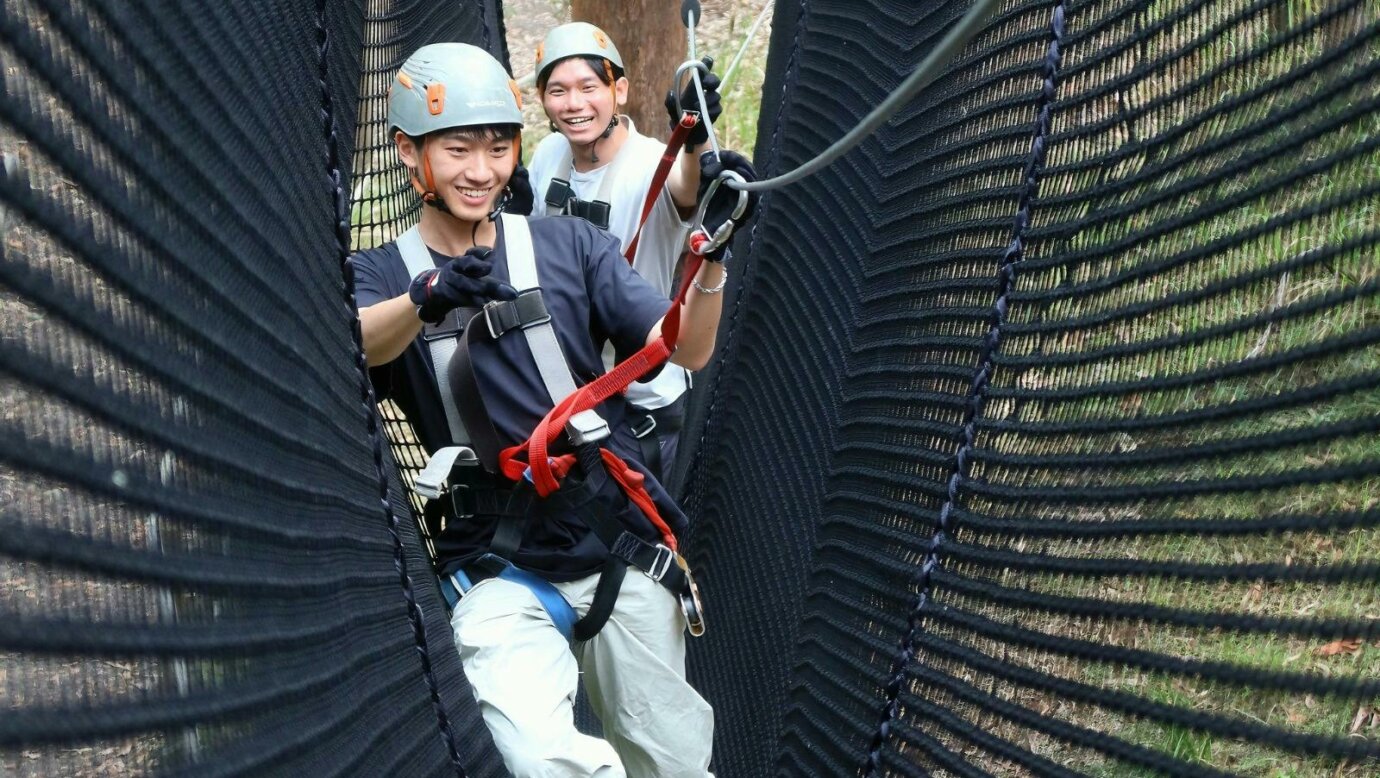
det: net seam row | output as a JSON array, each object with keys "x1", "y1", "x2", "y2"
[
  {"x1": 314, "y1": 1, "x2": 466, "y2": 772},
  {"x1": 860, "y1": 2, "x2": 1068, "y2": 774}
]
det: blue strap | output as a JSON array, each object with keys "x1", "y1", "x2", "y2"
[
  {"x1": 438, "y1": 558, "x2": 578, "y2": 644},
  {"x1": 495, "y1": 563, "x2": 578, "y2": 643}
]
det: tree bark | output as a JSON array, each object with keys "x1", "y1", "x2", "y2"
[{"x1": 571, "y1": 0, "x2": 687, "y2": 141}]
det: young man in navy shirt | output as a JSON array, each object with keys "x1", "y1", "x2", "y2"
[{"x1": 349, "y1": 43, "x2": 758, "y2": 777}]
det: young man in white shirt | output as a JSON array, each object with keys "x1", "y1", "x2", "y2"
[{"x1": 526, "y1": 21, "x2": 729, "y2": 486}]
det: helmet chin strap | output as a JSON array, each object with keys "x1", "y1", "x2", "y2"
[
  {"x1": 586, "y1": 116, "x2": 619, "y2": 164},
  {"x1": 411, "y1": 137, "x2": 453, "y2": 214}
]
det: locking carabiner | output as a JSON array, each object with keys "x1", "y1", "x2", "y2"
[{"x1": 688, "y1": 169, "x2": 749, "y2": 256}]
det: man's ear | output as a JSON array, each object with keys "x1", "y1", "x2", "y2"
[
  {"x1": 395, "y1": 130, "x2": 418, "y2": 169},
  {"x1": 614, "y1": 76, "x2": 630, "y2": 108}
]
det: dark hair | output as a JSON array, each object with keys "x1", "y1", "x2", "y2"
[
  {"x1": 537, "y1": 56, "x2": 624, "y2": 93},
  {"x1": 411, "y1": 124, "x2": 521, "y2": 146}
]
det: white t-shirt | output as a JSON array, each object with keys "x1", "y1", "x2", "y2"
[{"x1": 529, "y1": 118, "x2": 692, "y2": 410}]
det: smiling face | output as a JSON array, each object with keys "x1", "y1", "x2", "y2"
[
  {"x1": 540, "y1": 57, "x2": 628, "y2": 146},
  {"x1": 396, "y1": 127, "x2": 517, "y2": 223}
]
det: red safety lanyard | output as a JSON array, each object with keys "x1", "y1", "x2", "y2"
[
  {"x1": 494, "y1": 113, "x2": 705, "y2": 549},
  {"x1": 498, "y1": 248, "x2": 706, "y2": 550},
  {"x1": 621, "y1": 112, "x2": 699, "y2": 263}
]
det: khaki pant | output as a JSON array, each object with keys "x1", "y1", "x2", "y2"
[{"x1": 451, "y1": 565, "x2": 715, "y2": 778}]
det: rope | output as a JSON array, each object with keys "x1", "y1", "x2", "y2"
[
  {"x1": 718, "y1": 0, "x2": 775, "y2": 98},
  {"x1": 860, "y1": 3, "x2": 1068, "y2": 773},
  {"x1": 726, "y1": 0, "x2": 1002, "y2": 193}
]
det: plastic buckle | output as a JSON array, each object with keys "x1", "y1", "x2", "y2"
[
  {"x1": 448, "y1": 483, "x2": 475, "y2": 520},
  {"x1": 421, "y1": 306, "x2": 465, "y2": 341},
  {"x1": 545, "y1": 177, "x2": 574, "y2": 210},
  {"x1": 646, "y1": 544, "x2": 675, "y2": 583},
  {"x1": 630, "y1": 414, "x2": 657, "y2": 439},
  {"x1": 566, "y1": 409, "x2": 611, "y2": 446}
]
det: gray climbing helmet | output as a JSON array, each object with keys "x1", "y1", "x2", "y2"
[
  {"x1": 535, "y1": 22, "x2": 624, "y2": 86},
  {"x1": 388, "y1": 43, "x2": 523, "y2": 137}
]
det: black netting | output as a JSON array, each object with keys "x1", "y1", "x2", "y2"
[
  {"x1": 0, "y1": 0, "x2": 502, "y2": 775},
  {"x1": 4, "y1": 0, "x2": 1379, "y2": 776},
  {"x1": 681, "y1": 0, "x2": 1380, "y2": 775}
]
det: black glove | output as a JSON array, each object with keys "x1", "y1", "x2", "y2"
[
  {"x1": 696, "y1": 150, "x2": 759, "y2": 261},
  {"x1": 408, "y1": 247, "x2": 518, "y2": 324},
  {"x1": 665, "y1": 57, "x2": 721, "y2": 148},
  {"x1": 504, "y1": 164, "x2": 534, "y2": 216}
]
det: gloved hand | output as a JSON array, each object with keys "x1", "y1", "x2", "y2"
[
  {"x1": 696, "y1": 150, "x2": 759, "y2": 261},
  {"x1": 408, "y1": 247, "x2": 518, "y2": 323},
  {"x1": 504, "y1": 164, "x2": 534, "y2": 216},
  {"x1": 665, "y1": 57, "x2": 721, "y2": 148}
]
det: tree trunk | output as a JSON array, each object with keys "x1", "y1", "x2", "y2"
[{"x1": 571, "y1": 0, "x2": 687, "y2": 141}]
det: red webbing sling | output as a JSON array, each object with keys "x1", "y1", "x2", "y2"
[
  {"x1": 498, "y1": 249, "x2": 708, "y2": 551},
  {"x1": 621, "y1": 112, "x2": 699, "y2": 263}
]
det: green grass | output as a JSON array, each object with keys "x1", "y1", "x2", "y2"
[{"x1": 927, "y1": 7, "x2": 1380, "y2": 776}]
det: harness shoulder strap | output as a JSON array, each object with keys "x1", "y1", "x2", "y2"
[
  {"x1": 396, "y1": 226, "x2": 471, "y2": 446},
  {"x1": 448, "y1": 215, "x2": 584, "y2": 471},
  {"x1": 500, "y1": 213, "x2": 579, "y2": 406}
]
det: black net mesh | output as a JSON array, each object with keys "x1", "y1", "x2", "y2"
[
  {"x1": 679, "y1": 0, "x2": 1380, "y2": 775},
  {"x1": 0, "y1": 0, "x2": 504, "y2": 775},
  {"x1": 349, "y1": 0, "x2": 508, "y2": 560},
  {"x1": 4, "y1": 0, "x2": 1379, "y2": 775}
]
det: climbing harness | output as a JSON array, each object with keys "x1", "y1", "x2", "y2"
[
  {"x1": 497, "y1": 161, "x2": 740, "y2": 515},
  {"x1": 409, "y1": 213, "x2": 709, "y2": 641},
  {"x1": 542, "y1": 118, "x2": 631, "y2": 231}
]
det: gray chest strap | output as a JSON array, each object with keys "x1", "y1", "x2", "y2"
[
  {"x1": 397, "y1": 219, "x2": 580, "y2": 443},
  {"x1": 397, "y1": 225, "x2": 470, "y2": 446},
  {"x1": 499, "y1": 213, "x2": 578, "y2": 406}
]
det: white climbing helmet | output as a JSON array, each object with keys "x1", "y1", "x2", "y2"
[
  {"x1": 534, "y1": 22, "x2": 624, "y2": 86},
  {"x1": 389, "y1": 42, "x2": 523, "y2": 138}
]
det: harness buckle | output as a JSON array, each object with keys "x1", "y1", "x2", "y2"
[
  {"x1": 484, "y1": 299, "x2": 513, "y2": 339},
  {"x1": 483, "y1": 291, "x2": 550, "y2": 340},
  {"x1": 545, "y1": 177, "x2": 574, "y2": 210},
  {"x1": 646, "y1": 543, "x2": 675, "y2": 583},
  {"x1": 566, "y1": 409, "x2": 611, "y2": 446},
  {"x1": 448, "y1": 483, "x2": 475, "y2": 520},
  {"x1": 630, "y1": 414, "x2": 657, "y2": 439}
]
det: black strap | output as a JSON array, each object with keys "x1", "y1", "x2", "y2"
[
  {"x1": 567, "y1": 444, "x2": 691, "y2": 594},
  {"x1": 449, "y1": 308, "x2": 506, "y2": 472},
  {"x1": 483, "y1": 290, "x2": 550, "y2": 339},
  {"x1": 572, "y1": 558, "x2": 626, "y2": 641},
  {"x1": 634, "y1": 432, "x2": 662, "y2": 486},
  {"x1": 449, "y1": 290, "x2": 564, "y2": 473}
]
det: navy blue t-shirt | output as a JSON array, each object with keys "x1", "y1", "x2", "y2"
[{"x1": 349, "y1": 215, "x2": 688, "y2": 581}]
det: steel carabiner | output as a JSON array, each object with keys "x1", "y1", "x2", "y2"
[{"x1": 688, "y1": 169, "x2": 750, "y2": 256}]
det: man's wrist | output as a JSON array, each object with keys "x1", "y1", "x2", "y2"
[{"x1": 692, "y1": 263, "x2": 728, "y2": 293}]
